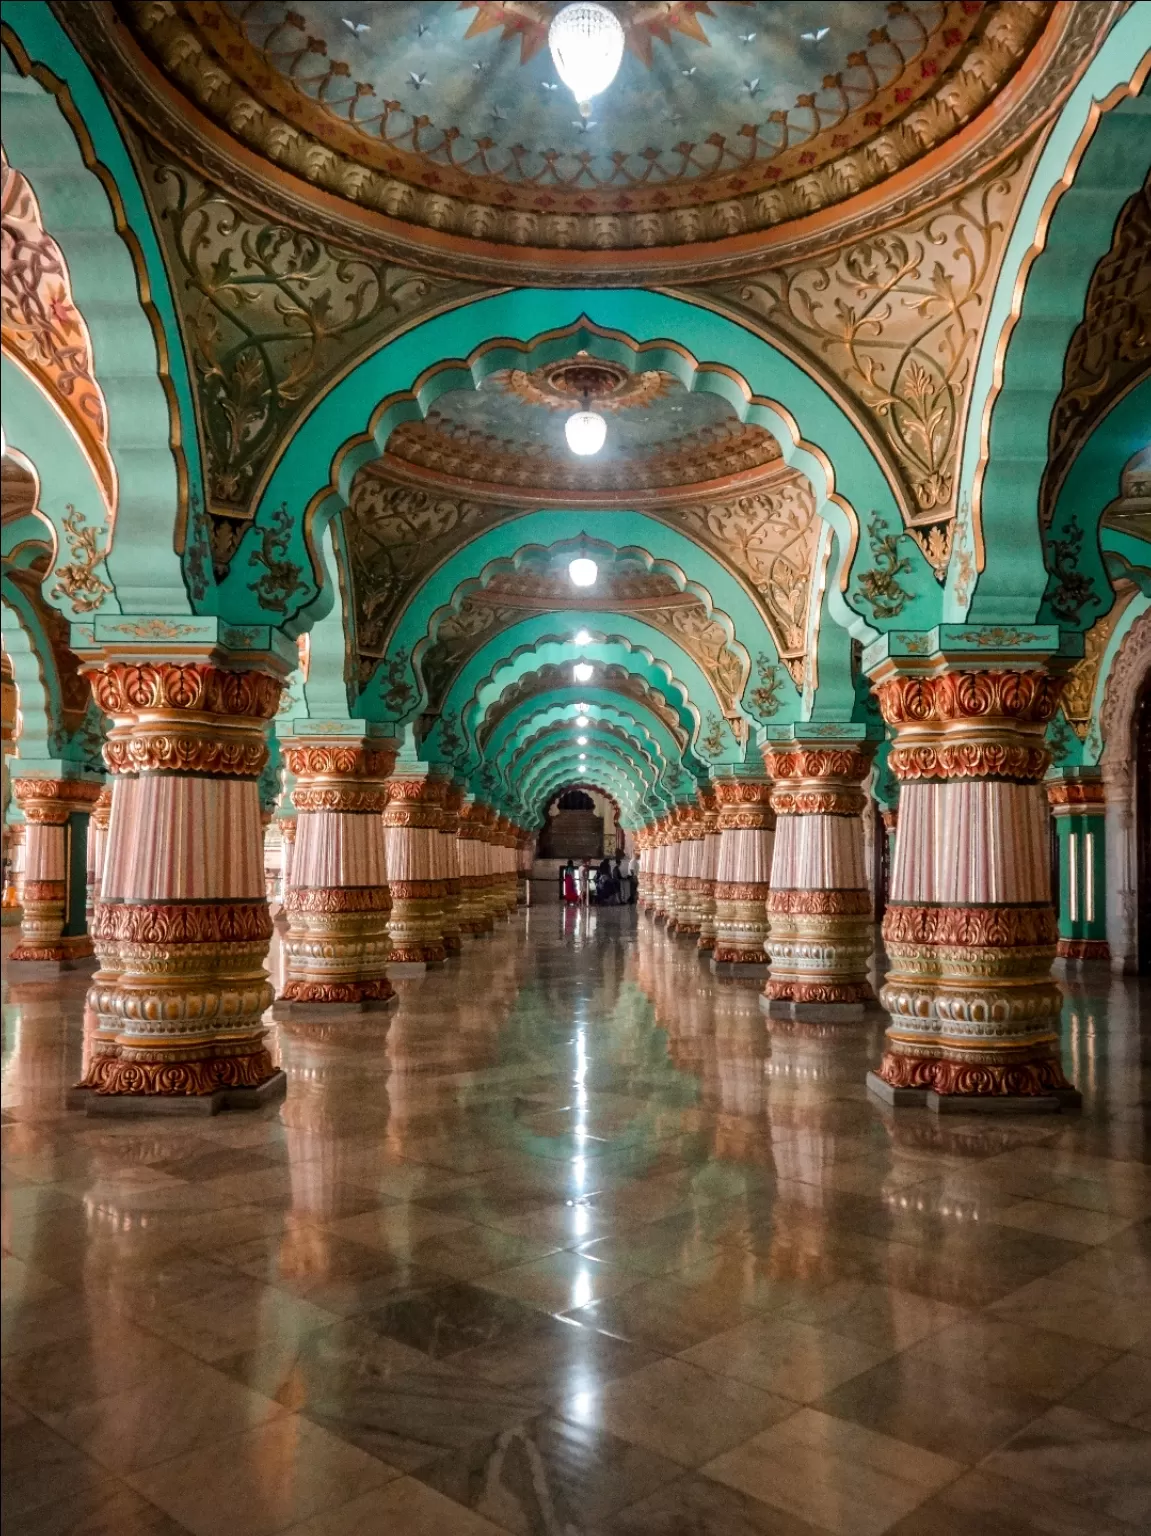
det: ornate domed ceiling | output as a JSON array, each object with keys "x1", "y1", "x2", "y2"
[
  {"x1": 62, "y1": 0, "x2": 1096, "y2": 279},
  {"x1": 383, "y1": 359, "x2": 781, "y2": 496}
]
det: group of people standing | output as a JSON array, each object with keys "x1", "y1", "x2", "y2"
[{"x1": 561, "y1": 852, "x2": 635, "y2": 906}]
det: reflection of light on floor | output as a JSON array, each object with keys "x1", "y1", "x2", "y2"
[{"x1": 570, "y1": 1264, "x2": 594, "y2": 1309}]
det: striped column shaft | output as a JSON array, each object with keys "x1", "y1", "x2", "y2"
[
  {"x1": 78, "y1": 660, "x2": 285, "y2": 1099},
  {"x1": 712, "y1": 778, "x2": 773, "y2": 969},
  {"x1": 697, "y1": 790, "x2": 721, "y2": 953},
  {"x1": 873, "y1": 668, "x2": 1075, "y2": 1102},
  {"x1": 281, "y1": 740, "x2": 395, "y2": 1006},
  {"x1": 763, "y1": 744, "x2": 874, "y2": 1015},
  {"x1": 385, "y1": 775, "x2": 449, "y2": 964},
  {"x1": 11, "y1": 776, "x2": 102, "y2": 962}
]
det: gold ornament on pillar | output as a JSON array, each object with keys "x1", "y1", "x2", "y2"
[
  {"x1": 76, "y1": 659, "x2": 286, "y2": 1101},
  {"x1": 10, "y1": 777, "x2": 102, "y2": 962},
  {"x1": 384, "y1": 774, "x2": 449, "y2": 963},
  {"x1": 871, "y1": 667, "x2": 1077, "y2": 1103},
  {"x1": 763, "y1": 745, "x2": 875, "y2": 1013},
  {"x1": 712, "y1": 778, "x2": 774, "y2": 968},
  {"x1": 281, "y1": 740, "x2": 396, "y2": 1005}
]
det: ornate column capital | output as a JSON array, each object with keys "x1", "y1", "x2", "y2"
[
  {"x1": 286, "y1": 739, "x2": 396, "y2": 813},
  {"x1": 12, "y1": 776, "x2": 102, "y2": 823}
]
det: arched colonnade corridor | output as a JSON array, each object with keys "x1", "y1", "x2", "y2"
[{"x1": 2, "y1": 3, "x2": 1150, "y2": 1532}]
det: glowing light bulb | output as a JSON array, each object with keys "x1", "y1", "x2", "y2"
[
  {"x1": 576, "y1": 714, "x2": 589, "y2": 727},
  {"x1": 579, "y1": 753, "x2": 587, "y2": 761},
  {"x1": 565, "y1": 409, "x2": 607, "y2": 456},
  {"x1": 548, "y1": 2, "x2": 625, "y2": 117},
  {"x1": 568, "y1": 556, "x2": 598, "y2": 587},
  {"x1": 573, "y1": 629, "x2": 592, "y2": 646},
  {"x1": 577, "y1": 736, "x2": 588, "y2": 745},
  {"x1": 573, "y1": 662, "x2": 594, "y2": 683}
]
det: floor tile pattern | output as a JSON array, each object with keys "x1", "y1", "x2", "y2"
[{"x1": 3, "y1": 909, "x2": 1149, "y2": 1534}]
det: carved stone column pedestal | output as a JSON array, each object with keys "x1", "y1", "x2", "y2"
[
  {"x1": 711, "y1": 778, "x2": 773, "y2": 976},
  {"x1": 440, "y1": 784, "x2": 464, "y2": 955},
  {"x1": 697, "y1": 789, "x2": 720, "y2": 954},
  {"x1": 1047, "y1": 771, "x2": 1110, "y2": 971},
  {"x1": 279, "y1": 738, "x2": 396, "y2": 1013},
  {"x1": 867, "y1": 655, "x2": 1079, "y2": 1113},
  {"x1": 457, "y1": 800, "x2": 491, "y2": 935},
  {"x1": 10, "y1": 775, "x2": 102, "y2": 968},
  {"x1": 385, "y1": 774, "x2": 448, "y2": 969},
  {"x1": 72, "y1": 653, "x2": 290, "y2": 1113},
  {"x1": 762, "y1": 742, "x2": 875, "y2": 1020}
]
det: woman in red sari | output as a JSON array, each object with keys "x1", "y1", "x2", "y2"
[{"x1": 561, "y1": 859, "x2": 578, "y2": 903}]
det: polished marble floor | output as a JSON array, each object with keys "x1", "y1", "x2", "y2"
[{"x1": 3, "y1": 907, "x2": 1150, "y2": 1536}]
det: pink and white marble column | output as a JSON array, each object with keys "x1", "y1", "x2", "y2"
[
  {"x1": 762, "y1": 742, "x2": 875, "y2": 1018},
  {"x1": 456, "y1": 799, "x2": 490, "y2": 935},
  {"x1": 10, "y1": 775, "x2": 102, "y2": 965},
  {"x1": 384, "y1": 774, "x2": 448, "y2": 966},
  {"x1": 696, "y1": 789, "x2": 721, "y2": 954},
  {"x1": 86, "y1": 786, "x2": 112, "y2": 926},
  {"x1": 76, "y1": 655, "x2": 288, "y2": 1106},
  {"x1": 280, "y1": 738, "x2": 396, "y2": 1008},
  {"x1": 439, "y1": 783, "x2": 464, "y2": 955},
  {"x1": 711, "y1": 777, "x2": 774, "y2": 974}
]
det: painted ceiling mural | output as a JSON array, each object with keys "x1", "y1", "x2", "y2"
[
  {"x1": 1, "y1": 1, "x2": 1147, "y2": 834},
  {"x1": 80, "y1": 0, "x2": 1067, "y2": 267}
]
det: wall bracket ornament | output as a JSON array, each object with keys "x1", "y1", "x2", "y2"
[{"x1": 49, "y1": 504, "x2": 114, "y2": 614}]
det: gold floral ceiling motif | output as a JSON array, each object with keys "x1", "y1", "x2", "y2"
[
  {"x1": 1041, "y1": 176, "x2": 1151, "y2": 530},
  {"x1": 128, "y1": 133, "x2": 488, "y2": 569},
  {"x1": 704, "y1": 142, "x2": 1039, "y2": 566},
  {"x1": 56, "y1": 0, "x2": 1099, "y2": 278},
  {"x1": 345, "y1": 462, "x2": 819, "y2": 687},
  {"x1": 1, "y1": 156, "x2": 114, "y2": 511}
]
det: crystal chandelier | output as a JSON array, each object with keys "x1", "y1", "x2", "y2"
[{"x1": 548, "y1": 2, "x2": 625, "y2": 117}]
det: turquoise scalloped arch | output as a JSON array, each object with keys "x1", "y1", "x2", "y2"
[
  {"x1": 950, "y1": 10, "x2": 1151, "y2": 625},
  {"x1": 2, "y1": 7, "x2": 203, "y2": 613},
  {"x1": 234, "y1": 291, "x2": 937, "y2": 641}
]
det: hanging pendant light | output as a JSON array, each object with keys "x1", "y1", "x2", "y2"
[
  {"x1": 564, "y1": 395, "x2": 607, "y2": 457},
  {"x1": 548, "y1": 2, "x2": 625, "y2": 117}
]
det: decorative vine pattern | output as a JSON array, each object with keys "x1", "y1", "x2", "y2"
[
  {"x1": 0, "y1": 157, "x2": 114, "y2": 509},
  {"x1": 712, "y1": 152, "x2": 1034, "y2": 566},
  {"x1": 138, "y1": 144, "x2": 479, "y2": 568},
  {"x1": 49, "y1": 505, "x2": 114, "y2": 614},
  {"x1": 748, "y1": 655, "x2": 786, "y2": 720},
  {"x1": 1045, "y1": 516, "x2": 1102, "y2": 626},
  {"x1": 247, "y1": 501, "x2": 304, "y2": 614},
  {"x1": 857, "y1": 512, "x2": 913, "y2": 620}
]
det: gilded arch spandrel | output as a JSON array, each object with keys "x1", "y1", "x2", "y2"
[{"x1": 699, "y1": 143, "x2": 1043, "y2": 577}]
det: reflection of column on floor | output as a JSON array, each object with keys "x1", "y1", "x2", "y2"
[
  {"x1": 10, "y1": 775, "x2": 101, "y2": 964},
  {"x1": 697, "y1": 787, "x2": 720, "y2": 954},
  {"x1": 78, "y1": 655, "x2": 287, "y2": 1101},
  {"x1": 1047, "y1": 769, "x2": 1110, "y2": 968},
  {"x1": 763, "y1": 741, "x2": 875, "y2": 1018},
  {"x1": 281, "y1": 737, "x2": 395, "y2": 1006},
  {"x1": 384, "y1": 773, "x2": 449, "y2": 966},
  {"x1": 871, "y1": 658, "x2": 1078, "y2": 1107},
  {"x1": 711, "y1": 776, "x2": 773, "y2": 972}
]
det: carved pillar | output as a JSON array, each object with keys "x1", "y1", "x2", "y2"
[
  {"x1": 652, "y1": 816, "x2": 670, "y2": 920},
  {"x1": 280, "y1": 739, "x2": 395, "y2": 1007},
  {"x1": 697, "y1": 789, "x2": 720, "y2": 953},
  {"x1": 384, "y1": 774, "x2": 447, "y2": 966},
  {"x1": 457, "y1": 800, "x2": 490, "y2": 935},
  {"x1": 279, "y1": 813, "x2": 297, "y2": 894},
  {"x1": 662, "y1": 813, "x2": 684, "y2": 928},
  {"x1": 439, "y1": 783, "x2": 463, "y2": 955},
  {"x1": 711, "y1": 777, "x2": 773, "y2": 974},
  {"x1": 762, "y1": 742, "x2": 875, "y2": 1018},
  {"x1": 674, "y1": 806, "x2": 705, "y2": 937},
  {"x1": 86, "y1": 786, "x2": 112, "y2": 924},
  {"x1": 10, "y1": 776, "x2": 101, "y2": 964},
  {"x1": 1047, "y1": 770, "x2": 1110, "y2": 968},
  {"x1": 2, "y1": 818, "x2": 24, "y2": 923},
  {"x1": 76, "y1": 657, "x2": 288, "y2": 1107},
  {"x1": 633, "y1": 827, "x2": 649, "y2": 911},
  {"x1": 869, "y1": 662, "x2": 1079, "y2": 1110},
  {"x1": 494, "y1": 816, "x2": 517, "y2": 917}
]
